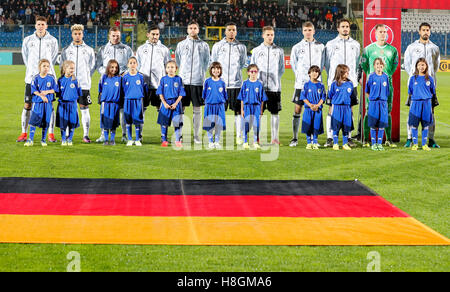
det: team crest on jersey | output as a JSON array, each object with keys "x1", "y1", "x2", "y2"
[
  {"x1": 246, "y1": 88, "x2": 249, "y2": 91},
  {"x1": 258, "y1": 51, "x2": 265, "y2": 58},
  {"x1": 414, "y1": 82, "x2": 418, "y2": 85},
  {"x1": 308, "y1": 89, "x2": 312, "y2": 92},
  {"x1": 415, "y1": 48, "x2": 422, "y2": 55},
  {"x1": 126, "y1": 82, "x2": 129, "y2": 85},
  {"x1": 426, "y1": 81, "x2": 431, "y2": 86},
  {"x1": 208, "y1": 87, "x2": 212, "y2": 91},
  {"x1": 143, "y1": 49, "x2": 149, "y2": 54},
  {"x1": 70, "y1": 83, "x2": 75, "y2": 88},
  {"x1": 219, "y1": 87, "x2": 223, "y2": 92},
  {"x1": 115, "y1": 82, "x2": 119, "y2": 87},
  {"x1": 46, "y1": 82, "x2": 51, "y2": 87},
  {"x1": 299, "y1": 49, "x2": 305, "y2": 55},
  {"x1": 318, "y1": 89, "x2": 321, "y2": 94},
  {"x1": 383, "y1": 82, "x2": 387, "y2": 87},
  {"x1": 136, "y1": 80, "x2": 141, "y2": 85},
  {"x1": 255, "y1": 87, "x2": 259, "y2": 93},
  {"x1": 373, "y1": 82, "x2": 377, "y2": 85},
  {"x1": 174, "y1": 82, "x2": 179, "y2": 88},
  {"x1": 347, "y1": 88, "x2": 352, "y2": 93}
]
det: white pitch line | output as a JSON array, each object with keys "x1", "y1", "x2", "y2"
[{"x1": 365, "y1": 17, "x2": 399, "y2": 20}]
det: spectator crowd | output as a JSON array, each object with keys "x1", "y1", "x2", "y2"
[{"x1": 0, "y1": 0, "x2": 345, "y2": 30}]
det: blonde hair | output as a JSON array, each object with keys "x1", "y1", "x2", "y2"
[
  {"x1": 71, "y1": 24, "x2": 84, "y2": 32},
  {"x1": 61, "y1": 60, "x2": 76, "y2": 80}
]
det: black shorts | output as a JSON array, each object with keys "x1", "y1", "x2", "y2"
[
  {"x1": 226, "y1": 88, "x2": 241, "y2": 113},
  {"x1": 24, "y1": 83, "x2": 32, "y2": 104},
  {"x1": 291, "y1": 89, "x2": 304, "y2": 106},
  {"x1": 183, "y1": 85, "x2": 204, "y2": 107},
  {"x1": 264, "y1": 91, "x2": 282, "y2": 114},
  {"x1": 149, "y1": 88, "x2": 161, "y2": 108},
  {"x1": 350, "y1": 87, "x2": 358, "y2": 107},
  {"x1": 78, "y1": 90, "x2": 92, "y2": 106}
]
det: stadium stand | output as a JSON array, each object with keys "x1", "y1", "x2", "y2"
[
  {"x1": 0, "y1": 0, "x2": 346, "y2": 50},
  {"x1": 401, "y1": 11, "x2": 450, "y2": 55}
]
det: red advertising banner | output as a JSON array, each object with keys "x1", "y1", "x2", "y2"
[{"x1": 364, "y1": 0, "x2": 448, "y2": 142}]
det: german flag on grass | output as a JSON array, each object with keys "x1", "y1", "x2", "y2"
[{"x1": 0, "y1": 178, "x2": 448, "y2": 245}]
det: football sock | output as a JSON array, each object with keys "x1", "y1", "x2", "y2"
[
  {"x1": 193, "y1": 106, "x2": 202, "y2": 140},
  {"x1": 377, "y1": 128, "x2": 384, "y2": 145},
  {"x1": 313, "y1": 134, "x2": 318, "y2": 144},
  {"x1": 48, "y1": 110, "x2": 55, "y2": 134},
  {"x1": 207, "y1": 130, "x2": 214, "y2": 143},
  {"x1": 292, "y1": 113, "x2": 301, "y2": 140},
  {"x1": 385, "y1": 114, "x2": 392, "y2": 141},
  {"x1": 422, "y1": 127, "x2": 428, "y2": 146},
  {"x1": 42, "y1": 127, "x2": 48, "y2": 142},
  {"x1": 406, "y1": 117, "x2": 412, "y2": 139},
  {"x1": 68, "y1": 128, "x2": 75, "y2": 141},
  {"x1": 343, "y1": 132, "x2": 349, "y2": 145},
  {"x1": 215, "y1": 128, "x2": 221, "y2": 143},
  {"x1": 110, "y1": 130, "x2": 116, "y2": 142},
  {"x1": 427, "y1": 117, "x2": 435, "y2": 140},
  {"x1": 370, "y1": 128, "x2": 376, "y2": 145},
  {"x1": 104, "y1": 129, "x2": 109, "y2": 141},
  {"x1": 333, "y1": 130, "x2": 339, "y2": 145},
  {"x1": 120, "y1": 109, "x2": 126, "y2": 137},
  {"x1": 61, "y1": 129, "x2": 67, "y2": 142},
  {"x1": 126, "y1": 124, "x2": 132, "y2": 141},
  {"x1": 271, "y1": 114, "x2": 279, "y2": 141},
  {"x1": 327, "y1": 115, "x2": 333, "y2": 139},
  {"x1": 174, "y1": 126, "x2": 181, "y2": 142},
  {"x1": 135, "y1": 125, "x2": 141, "y2": 141},
  {"x1": 411, "y1": 127, "x2": 418, "y2": 145},
  {"x1": 235, "y1": 115, "x2": 242, "y2": 139},
  {"x1": 29, "y1": 126, "x2": 36, "y2": 141},
  {"x1": 306, "y1": 135, "x2": 312, "y2": 144},
  {"x1": 161, "y1": 126, "x2": 168, "y2": 142},
  {"x1": 21, "y1": 108, "x2": 31, "y2": 133},
  {"x1": 80, "y1": 108, "x2": 90, "y2": 137}
]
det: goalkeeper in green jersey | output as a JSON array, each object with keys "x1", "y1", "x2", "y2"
[{"x1": 359, "y1": 24, "x2": 399, "y2": 147}]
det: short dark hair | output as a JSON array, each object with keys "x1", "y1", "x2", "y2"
[
  {"x1": 209, "y1": 62, "x2": 222, "y2": 77},
  {"x1": 35, "y1": 16, "x2": 47, "y2": 23},
  {"x1": 109, "y1": 26, "x2": 120, "y2": 33},
  {"x1": 308, "y1": 65, "x2": 321, "y2": 76},
  {"x1": 225, "y1": 22, "x2": 237, "y2": 28},
  {"x1": 419, "y1": 22, "x2": 431, "y2": 30},
  {"x1": 187, "y1": 20, "x2": 200, "y2": 28},
  {"x1": 247, "y1": 64, "x2": 259, "y2": 72},
  {"x1": 337, "y1": 18, "x2": 351, "y2": 27},
  {"x1": 148, "y1": 24, "x2": 160, "y2": 33}
]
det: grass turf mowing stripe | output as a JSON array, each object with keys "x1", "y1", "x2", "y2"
[
  {"x1": 0, "y1": 193, "x2": 409, "y2": 218},
  {"x1": 0, "y1": 178, "x2": 378, "y2": 196},
  {"x1": 0, "y1": 215, "x2": 448, "y2": 245}
]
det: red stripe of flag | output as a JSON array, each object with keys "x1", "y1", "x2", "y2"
[{"x1": 0, "y1": 193, "x2": 409, "y2": 218}]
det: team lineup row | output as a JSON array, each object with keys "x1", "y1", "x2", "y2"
[{"x1": 17, "y1": 16, "x2": 442, "y2": 150}]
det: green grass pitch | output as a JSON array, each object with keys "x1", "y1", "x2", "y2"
[{"x1": 0, "y1": 65, "x2": 448, "y2": 271}]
